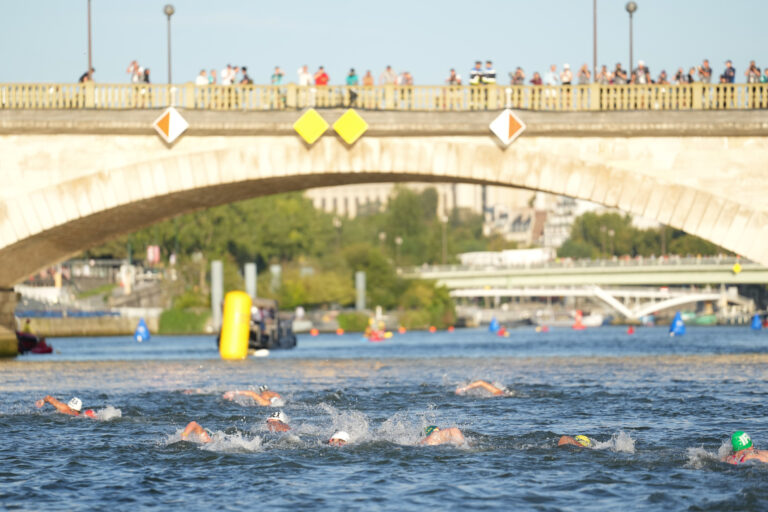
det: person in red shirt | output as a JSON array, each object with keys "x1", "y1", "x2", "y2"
[{"x1": 314, "y1": 66, "x2": 329, "y2": 86}]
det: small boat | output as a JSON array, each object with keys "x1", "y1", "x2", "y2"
[{"x1": 16, "y1": 331, "x2": 53, "y2": 354}]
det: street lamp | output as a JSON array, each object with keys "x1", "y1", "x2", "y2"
[
  {"x1": 625, "y1": 1, "x2": 638, "y2": 75},
  {"x1": 593, "y1": 0, "x2": 597, "y2": 83},
  {"x1": 164, "y1": 4, "x2": 175, "y2": 85},
  {"x1": 86, "y1": 0, "x2": 93, "y2": 80}
]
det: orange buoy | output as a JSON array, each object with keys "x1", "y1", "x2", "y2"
[
  {"x1": 398, "y1": 326, "x2": 407, "y2": 334},
  {"x1": 447, "y1": 326, "x2": 455, "y2": 332},
  {"x1": 310, "y1": 328, "x2": 319, "y2": 336},
  {"x1": 428, "y1": 326, "x2": 437, "y2": 333},
  {"x1": 627, "y1": 325, "x2": 635, "y2": 335},
  {"x1": 541, "y1": 325, "x2": 549, "y2": 333},
  {"x1": 336, "y1": 328, "x2": 344, "y2": 335}
]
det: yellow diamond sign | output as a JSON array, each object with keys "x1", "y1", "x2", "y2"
[
  {"x1": 293, "y1": 109, "x2": 329, "y2": 145},
  {"x1": 333, "y1": 109, "x2": 368, "y2": 145}
]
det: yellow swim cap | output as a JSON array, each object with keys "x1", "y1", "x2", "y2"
[{"x1": 574, "y1": 435, "x2": 592, "y2": 448}]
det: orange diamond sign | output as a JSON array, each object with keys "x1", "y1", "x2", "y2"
[
  {"x1": 489, "y1": 109, "x2": 526, "y2": 146},
  {"x1": 153, "y1": 107, "x2": 189, "y2": 144}
]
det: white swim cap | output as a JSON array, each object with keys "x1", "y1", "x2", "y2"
[
  {"x1": 269, "y1": 396, "x2": 280, "y2": 405},
  {"x1": 330, "y1": 431, "x2": 350, "y2": 442},
  {"x1": 259, "y1": 385, "x2": 269, "y2": 392},
  {"x1": 269, "y1": 410, "x2": 287, "y2": 423},
  {"x1": 68, "y1": 397, "x2": 83, "y2": 412}
]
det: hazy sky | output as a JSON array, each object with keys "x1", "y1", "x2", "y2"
[{"x1": 1, "y1": 0, "x2": 764, "y2": 84}]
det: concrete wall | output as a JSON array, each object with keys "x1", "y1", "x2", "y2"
[
  {"x1": 15, "y1": 315, "x2": 159, "y2": 337},
  {"x1": 1, "y1": 109, "x2": 768, "y2": 292}
]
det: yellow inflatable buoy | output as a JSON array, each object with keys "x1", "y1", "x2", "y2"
[{"x1": 219, "y1": 291, "x2": 251, "y2": 360}]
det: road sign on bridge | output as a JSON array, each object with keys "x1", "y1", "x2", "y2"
[{"x1": 490, "y1": 109, "x2": 525, "y2": 145}]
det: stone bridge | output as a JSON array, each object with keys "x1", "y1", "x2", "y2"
[{"x1": 1, "y1": 107, "x2": 768, "y2": 335}]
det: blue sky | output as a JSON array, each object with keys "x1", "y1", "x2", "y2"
[{"x1": 1, "y1": 0, "x2": 764, "y2": 84}]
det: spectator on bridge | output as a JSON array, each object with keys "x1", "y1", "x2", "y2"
[
  {"x1": 314, "y1": 66, "x2": 329, "y2": 86},
  {"x1": 674, "y1": 68, "x2": 688, "y2": 84},
  {"x1": 221, "y1": 64, "x2": 238, "y2": 86},
  {"x1": 745, "y1": 60, "x2": 761, "y2": 83},
  {"x1": 761, "y1": 69, "x2": 768, "y2": 83},
  {"x1": 687, "y1": 66, "x2": 697, "y2": 83},
  {"x1": 208, "y1": 69, "x2": 217, "y2": 85},
  {"x1": 195, "y1": 70, "x2": 208, "y2": 86},
  {"x1": 698, "y1": 59, "x2": 712, "y2": 83},
  {"x1": 613, "y1": 63, "x2": 627, "y2": 85},
  {"x1": 446, "y1": 68, "x2": 462, "y2": 85},
  {"x1": 529, "y1": 71, "x2": 542, "y2": 85},
  {"x1": 469, "y1": 61, "x2": 483, "y2": 85},
  {"x1": 482, "y1": 60, "x2": 496, "y2": 84},
  {"x1": 297, "y1": 65, "x2": 313, "y2": 86},
  {"x1": 398, "y1": 71, "x2": 413, "y2": 85},
  {"x1": 631, "y1": 60, "x2": 651, "y2": 84},
  {"x1": 78, "y1": 67, "x2": 94, "y2": 83},
  {"x1": 142, "y1": 68, "x2": 150, "y2": 84},
  {"x1": 510, "y1": 67, "x2": 525, "y2": 85},
  {"x1": 656, "y1": 70, "x2": 669, "y2": 85},
  {"x1": 240, "y1": 66, "x2": 253, "y2": 85},
  {"x1": 595, "y1": 65, "x2": 611, "y2": 85},
  {"x1": 362, "y1": 70, "x2": 374, "y2": 86},
  {"x1": 723, "y1": 60, "x2": 736, "y2": 83},
  {"x1": 544, "y1": 64, "x2": 559, "y2": 86},
  {"x1": 560, "y1": 64, "x2": 573, "y2": 85},
  {"x1": 577, "y1": 64, "x2": 591, "y2": 85},
  {"x1": 346, "y1": 68, "x2": 359, "y2": 106},
  {"x1": 379, "y1": 65, "x2": 397, "y2": 85},
  {"x1": 127, "y1": 60, "x2": 141, "y2": 83},
  {"x1": 271, "y1": 66, "x2": 284, "y2": 85}
]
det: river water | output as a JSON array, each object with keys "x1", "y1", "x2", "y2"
[{"x1": 3, "y1": 326, "x2": 768, "y2": 510}]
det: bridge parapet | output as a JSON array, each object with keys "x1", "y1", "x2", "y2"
[{"x1": 1, "y1": 82, "x2": 766, "y2": 112}]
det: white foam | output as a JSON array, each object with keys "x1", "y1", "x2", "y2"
[
  {"x1": 593, "y1": 431, "x2": 636, "y2": 453},
  {"x1": 94, "y1": 406, "x2": 122, "y2": 421},
  {"x1": 685, "y1": 441, "x2": 729, "y2": 469},
  {"x1": 202, "y1": 431, "x2": 263, "y2": 453}
]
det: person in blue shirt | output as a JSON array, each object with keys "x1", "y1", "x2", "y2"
[
  {"x1": 723, "y1": 60, "x2": 736, "y2": 83},
  {"x1": 469, "y1": 61, "x2": 483, "y2": 85}
]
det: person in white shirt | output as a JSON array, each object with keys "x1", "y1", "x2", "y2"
[
  {"x1": 297, "y1": 65, "x2": 313, "y2": 86},
  {"x1": 221, "y1": 64, "x2": 235, "y2": 86},
  {"x1": 195, "y1": 69, "x2": 208, "y2": 86}
]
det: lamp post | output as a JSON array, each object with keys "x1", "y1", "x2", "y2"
[
  {"x1": 593, "y1": 0, "x2": 597, "y2": 83},
  {"x1": 163, "y1": 4, "x2": 175, "y2": 85},
  {"x1": 440, "y1": 216, "x2": 448, "y2": 265},
  {"x1": 86, "y1": 0, "x2": 93, "y2": 80},
  {"x1": 625, "y1": 1, "x2": 637, "y2": 75}
]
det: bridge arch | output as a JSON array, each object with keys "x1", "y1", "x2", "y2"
[{"x1": 1, "y1": 129, "x2": 767, "y2": 287}]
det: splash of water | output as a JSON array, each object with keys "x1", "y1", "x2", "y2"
[
  {"x1": 685, "y1": 440, "x2": 730, "y2": 469},
  {"x1": 94, "y1": 406, "x2": 122, "y2": 421},
  {"x1": 593, "y1": 431, "x2": 636, "y2": 453}
]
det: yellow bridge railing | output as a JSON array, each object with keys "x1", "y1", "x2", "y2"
[{"x1": 1, "y1": 82, "x2": 766, "y2": 111}]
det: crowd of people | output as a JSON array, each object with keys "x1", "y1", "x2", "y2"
[
  {"x1": 35, "y1": 379, "x2": 768, "y2": 464},
  {"x1": 79, "y1": 59, "x2": 767, "y2": 87}
]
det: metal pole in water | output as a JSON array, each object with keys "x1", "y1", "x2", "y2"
[
  {"x1": 355, "y1": 271, "x2": 366, "y2": 311},
  {"x1": 211, "y1": 260, "x2": 223, "y2": 330},
  {"x1": 244, "y1": 263, "x2": 257, "y2": 299}
]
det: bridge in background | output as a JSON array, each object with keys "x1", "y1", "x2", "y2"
[
  {"x1": 404, "y1": 257, "x2": 768, "y2": 288},
  {"x1": 449, "y1": 285, "x2": 753, "y2": 321},
  {"x1": 2, "y1": 84, "x2": 768, "y2": 336}
]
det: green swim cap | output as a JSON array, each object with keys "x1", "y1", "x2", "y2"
[
  {"x1": 425, "y1": 425, "x2": 439, "y2": 437},
  {"x1": 732, "y1": 431, "x2": 753, "y2": 451}
]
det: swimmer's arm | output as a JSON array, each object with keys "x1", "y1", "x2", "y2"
[
  {"x1": 751, "y1": 450, "x2": 768, "y2": 463},
  {"x1": 444, "y1": 427, "x2": 466, "y2": 444},
  {"x1": 223, "y1": 390, "x2": 268, "y2": 404},
  {"x1": 558, "y1": 436, "x2": 582, "y2": 448},
  {"x1": 457, "y1": 380, "x2": 503, "y2": 395},
  {"x1": 36, "y1": 396, "x2": 78, "y2": 416},
  {"x1": 181, "y1": 421, "x2": 212, "y2": 443}
]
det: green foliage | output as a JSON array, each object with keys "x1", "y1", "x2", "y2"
[
  {"x1": 397, "y1": 280, "x2": 455, "y2": 329},
  {"x1": 75, "y1": 283, "x2": 116, "y2": 300},
  {"x1": 337, "y1": 312, "x2": 370, "y2": 332},
  {"x1": 558, "y1": 211, "x2": 729, "y2": 259},
  {"x1": 158, "y1": 308, "x2": 210, "y2": 334}
]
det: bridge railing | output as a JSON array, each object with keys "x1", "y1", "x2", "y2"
[
  {"x1": 1, "y1": 82, "x2": 767, "y2": 111},
  {"x1": 403, "y1": 255, "x2": 753, "y2": 274}
]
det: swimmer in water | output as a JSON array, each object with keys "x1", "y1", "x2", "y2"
[
  {"x1": 455, "y1": 380, "x2": 505, "y2": 396},
  {"x1": 558, "y1": 435, "x2": 594, "y2": 448},
  {"x1": 266, "y1": 410, "x2": 290, "y2": 432},
  {"x1": 180, "y1": 421, "x2": 212, "y2": 444},
  {"x1": 724, "y1": 431, "x2": 768, "y2": 465},
  {"x1": 35, "y1": 396, "x2": 97, "y2": 418},
  {"x1": 328, "y1": 431, "x2": 350, "y2": 446},
  {"x1": 222, "y1": 385, "x2": 282, "y2": 406},
  {"x1": 421, "y1": 425, "x2": 466, "y2": 446}
]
